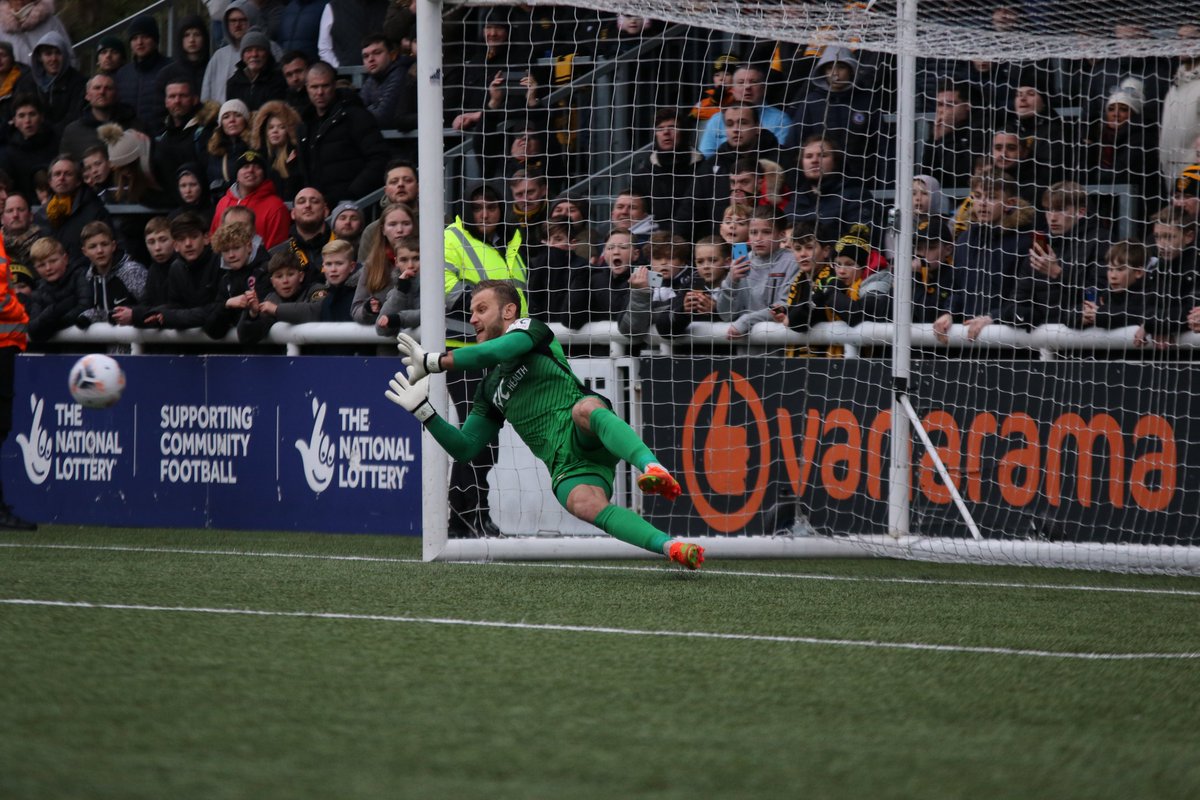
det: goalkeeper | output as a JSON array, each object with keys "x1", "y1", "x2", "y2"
[{"x1": 385, "y1": 279, "x2": 704, "y2": 570}]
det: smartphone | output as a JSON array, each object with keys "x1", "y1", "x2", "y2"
[
  {"x1": 647, "y1": 271, "x2": 664, "y2": 288},
  {"x1": 1032, "y1": 231, "x2": 1048, "y2": 250},
  {"x1": 1083, "y1": 287, "x2": 1098, "y2": 303},
  {"x1": 731, "y1": 242, "x2": 750, "y2": 261}
]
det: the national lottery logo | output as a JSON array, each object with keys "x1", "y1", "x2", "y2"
[
  {"x1": 295, "y1": 396, "x2": 416, "y2": 494},
  {"x1": 16, "y1": 395, "x2": 52, "y2": 485},
  {"x1": 295, "y1": 397, "x2": 335, "y2": 493}
]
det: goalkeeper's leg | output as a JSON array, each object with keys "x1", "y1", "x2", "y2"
[
  {"x1": 573, "y1": 398, "x2": 681, "y2": 500},
  {"x1": 556, "y1": 479, "x2": 703, "y2": 570}
]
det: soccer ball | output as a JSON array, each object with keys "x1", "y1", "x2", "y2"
[{"x1": 68, "y1": 354, "x2": 126, "y2": 409}]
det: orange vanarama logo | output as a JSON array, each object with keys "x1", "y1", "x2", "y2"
[{"x1": 681, "y1": 372, "x2": 771, "y2": 533}]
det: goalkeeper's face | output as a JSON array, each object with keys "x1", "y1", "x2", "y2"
[{"x1": 470, "y1": 288, "x2": 518, "y2": 342}]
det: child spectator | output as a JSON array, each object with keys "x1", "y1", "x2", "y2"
[
  {"x1": 526, "y1": 220, "x2": 590, "y2": 329},
  {"x1": 1028, "y1": 182, "x2": 1113, "y2": 324},
  {"x1": 718, "y1": 202, "x2": 751, "y2": 247},
  {"x1": 620, "y1": 233, "x2": 693, "y2": 338},
  {"x1": 205, "y1": 221, "x2": 269, "y2": 340},
  {"x1": 81, "y1": 145, "x2": 114, "y2": 201},
  {"x1": 1137, "y1": 207, "x2": 1198, "y2": 346},
  {"x1": 667, "y1": 235, "x2": 730, "y2": 337},
  {"x1": 884, "y1": 174, "x2": 950, "y2": 265},
  {"x1": 26, "y1": 236, "x2": 81, "y2": 345},
  {"x1": 812, "y1": 224, "x2": 893, "y2": 333},
  {"x1": 115, "y1": 216, "x2": 173, "y2": 327},
  {"x1": 719, "y1": 208, "x2": 799, "y2": 339},
  {"x1": 281, "y1": 239, "x2": 360, "y2": 323},
  {"x1": 774, "y1": 220, "x2": 833, "y2": 337},
  {"x1": 910, "y1": 220, "x2": 957, "y2": 324},
  {"x1": 143, "y1": 212, "x2": 222, "y2": 331},
  {"x1": 375, "y1": 235, "x2": 422, "y2": 336},
  {"x1": 933, "y1": 173, "x2": 1035, "y2": 342},
  {"x1": 75, "y1": 221, "x2": 147, "y2": 328},
  {"x1": 237, "y1": 250, "x2": 322, "y2": 345},
  {"x1": 583, "y1": 226, "x2": 640, "y2": 324},
  {"x1": 1070, "y1": 240, "x2": 1150, "y2": 331}
]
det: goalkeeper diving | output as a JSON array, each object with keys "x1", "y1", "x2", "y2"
[{"x1": 385, "y1": 279, "x2": 705, "y2": 569}]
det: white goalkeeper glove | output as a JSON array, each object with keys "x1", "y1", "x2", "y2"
[
  {"x1": 384, "y1": 370, "x2": 435, "y2": 423},
  {"x1": 396, "y1": 332, "x2": 443, "y2": 382}
]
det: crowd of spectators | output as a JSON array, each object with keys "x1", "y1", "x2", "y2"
[{"x1": 2, "y1": 2, "x2": 1199, "y2": 357}]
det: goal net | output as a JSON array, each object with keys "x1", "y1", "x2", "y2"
[{"x1": 423, "y1": 0, "x2": 1200, "y2": 574}]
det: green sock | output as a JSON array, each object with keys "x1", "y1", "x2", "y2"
[
  {"x1": 588, "y1": 406, "x2": 656, "y2": 471},
  {"x1": 595, "y1": 505, "x2": 671, "y2": 555}
]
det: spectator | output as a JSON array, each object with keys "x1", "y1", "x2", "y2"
[
  {"x1": 0, "y1": 0, "x2": 71, "y2": 69},
  {"x1": 278, "y1": 237, "x2": 359, "y2": 322},
  {"x1": 0, "y1": 95, "x2": 54, "y2": 200},
  {"x1": 114, "y1": 15, "x2": 174, "y2": 130},
  {"x1": 718, "y1": 201, "x2": 752, "y2": 248},
  {"x1": 269, "y1": 185, "x2": 330, "y2": 283},
  {"x1": 548, "y1": 196, "x2": 599, "y2": 262},
  {"x1": 1069, "y1": 240, "x2": 1150, "y2": 331},
  {"x1": 279, "y1": 50, "x2": 312, "y2": 116},
  {"x1": 245, "y1": 99, "x2": 302, "y2": 199},
  {"x1": 226, "y1": 29, "x2": 287, "y2": 112},
  {"x1": 202, "y1": 0, "x2": 284, "y2": 104},
  {"x1": 1067, "y1": 22, "x2": 1172, "y2": 131},
  {"x1": 525, "y1": 220, "x2": 590, "y2": 329},
  {"x1": 909, "y1": 220, "x2": 956, "y2": 324},
  {"x1": 919, "y1": 80, "x2": 988, "y2": 190},
  {"x1": 276, "y1": 0, "x2": 325, "y2": 60},
  {"x1": 165, "y1": 15, "x2": 212, "y2": 97},
  {"x1": 25, "y1": 235, "x2": 80, "y2": 344},
  {"x1": 583, "y1": 226, "x2": 639, "y2": 325},
  {"x1": 982, "y1": 126, "x2": 1053, "y2": 205},
  {"x1": 883, "y1": 174, "x2": 950, "y2": 266},
  {"x1": 374, "y1": 233, "x2": 420, "y2": 336},
  {"x1": 2, "y1": 191, "x2": 42, "y2": 272},
  {"x1": 237, "y1": 249, "x2": 319, "y2": 344},
  {"x1": 606, "y1": 187, "x2": 657, "y2": 243},
  {"x1": 668, "y1": 235, "x2": 730, "y2": 337},
  {"x1": 205, "y1": 219, "x2": 268, "y2": 339},
  {"x1": 318, "y1": 0, "x2": 389, "y2": 68},
  {"x1": 1138, "y1": 206, "x2": 1198, "y2": 345},
  {"x1": 1080, "y1": 79, "x2": 1157, "y2": 219},
  {"x1": 718, "y1": 208, "x2": 798, "y2": 339},
  {"x1": 99, "y1": 123, "x2": 167, "y2": 207},
  {"x1": 113, "y1": 215, "x2": 173, "y2": 327},
  {"x1": 329, "y1": 200, "x2": 362, "y2": 254},
  {"x1": 0, "y1": 41, "x2": 34, "y2": 126},
  {"x1": 444, "y1": 6, "x2": 530, "y2": 136},
  {"x1": 172, "y1": 163, "x2": 213, "y2": 226},
  {"x1": 1029, "y1": 181, "x2": 1113, "y2": 324},
  {"x1": 1007, "y1": 66, "x2": 1073, "y2": 183},
  {"x1": 298, "y1": 61, "x2": 389, "y2": 203},
  {"x1": 142, "y1": 211, "x2": 221, "y2": 330},
  {"x1": 81, "y1": 144, "x2": 114, "y2": 201},
  {"x1": 774, "y1": 221, "x2": 830, "y2": 341},
  {"x1": 205, "y1": 98, "x2": 252, "y2": 194},
  {"x1": 1159, "y1": 53, "x2": 1200, "y2": 190},
  {"x1": 628, "y1": 108, "x2": 701, "y2": 237},
  {"x1": 153, "y1": 76, "x2": 216, "y2": 198},
  {"x1": 620, "y1": 233, "x2": 694, "y2": 338},
  {"x1": 74, "y1": 220, "x2": 147, "y2": 328},
  {"x1": 359, "y1": 34, "x2": 406, "y2": 129},
  {"x1": 356, "y1": 204, "x2": 409, "y2": 329},
  {"x1": 1170, "y1": 163, "x2": 1200, "y2": 222},
  {"x1": 697, "y1": 64, "x2": 792, "y2": 158},
  {"x1": 34, "y1": 156, "x2": 112, "y2": 261},
  {"x1": 789, "y1": 46, "x2": 878, "y2": 180},
  {"x1": 811, "y1": 224, "x2": 893, "y2": 339},
  {"x1": 59, "y1": 74, "x2": 140, "y2": 162},
  {"x1": 211, "y1": 149, "x2": 289, "y2": 249},
  {"x1": 357, "y1": 158, "x2": 417, "y2": 261},
  {"x1": 690, "y1": 53, "x2": 737, "y2": 125},
  {"x1": 789, "y1": 134, "x2": 869, "y2": 230},
  {"x1": 30, "y1": 30, "x2": 83, "y2": 130},
  {"x1": 492, "y1": 116, "x2": 557, "y2": 184},
  {"x1": 95, "y1": 36, "x2": 126, "y2": 77},
  {"x1": 933, "y1": 173, "x2": 1035, "y2": 342},
  {"x1": 362, "y1": 200, "x2": 414, "y2": 270},
  {"x1": 507, "y1": 167, "x2": 548, "y2": 260}
]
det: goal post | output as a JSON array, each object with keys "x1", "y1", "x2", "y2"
[{"x1": 416, "y1": 0, "x2": 1200, "y2": 574}]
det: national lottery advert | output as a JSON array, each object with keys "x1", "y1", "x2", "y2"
[{"x1": 3, "y1": 355, "x2": 424, "y2": 534}]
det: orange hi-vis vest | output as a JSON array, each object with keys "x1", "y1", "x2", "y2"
[{"x1": 0, "y1": 233, "x2": 29, "y2": 350}]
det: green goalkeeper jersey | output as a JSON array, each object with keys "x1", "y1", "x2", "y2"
[{"x1": 460, "y1": 318, "x2": 590, "y2": 463}]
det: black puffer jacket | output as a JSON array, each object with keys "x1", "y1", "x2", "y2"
[{"x1": 299, "y1": 90, "x2": 390, "y2": 203}]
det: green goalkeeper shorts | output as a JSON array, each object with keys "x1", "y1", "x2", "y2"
[{"x1": 549, "y1": 421, "x2": 620, "y2": 507}]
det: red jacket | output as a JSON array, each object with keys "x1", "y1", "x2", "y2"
[{"x1": 210, "y1": 179, "x2": 291, "y2": 251}]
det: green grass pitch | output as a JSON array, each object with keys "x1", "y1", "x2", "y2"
[{"x1": 2, "y1": 526, "x2": 1199, "y2": 799}]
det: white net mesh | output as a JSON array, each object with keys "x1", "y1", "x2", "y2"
[{"x1": 435, "y1": 1, "x2": 1200, "y2": 573}]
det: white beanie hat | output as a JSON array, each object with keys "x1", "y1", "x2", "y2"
[
  {"x1": 219, "y1": 98, "x2": 250, "y2": 122},
  {"x1": 98, "y1": 123, "x2": 152, "y2": 175},
  {"x1": 1107, "y1": 77, "x2": 1145, "y2": 116}
]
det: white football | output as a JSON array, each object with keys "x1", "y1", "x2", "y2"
[{"x1": 68, "y1": 354, "x2": 126, "y2": 409}]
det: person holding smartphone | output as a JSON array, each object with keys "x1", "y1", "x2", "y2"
[
  {"x1": 717, "y1": 207, "x2": 798, "y2": 340},
  {"x1": 619, "y1": 234, "x2": 693, "y2": 338}
]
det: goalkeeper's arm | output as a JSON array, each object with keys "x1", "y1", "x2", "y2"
[
  {"x1": 439, "y1": 329, "x2": 537, "y2": 372},
  {"x1": 425, "y1": 413, "x2": 500, "y2": 463}
]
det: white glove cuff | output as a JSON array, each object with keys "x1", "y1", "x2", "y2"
[
  {"x1": 424, "y1": 352, "x2": 444, "y2": 374},
  {"x1": 413, "y1": 402, "x2": 435, "y2": 423}
]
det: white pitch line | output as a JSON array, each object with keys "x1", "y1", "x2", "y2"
[
  {"x1": 3, "y1": 542, "x2": 1200, "y2": 598},
  {"x1": 2, "y1": 598, "x2": 1197, "y2": 662}
]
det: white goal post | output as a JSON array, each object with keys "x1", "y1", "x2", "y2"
[{"x1": 416, "y1": 0, "x2": 1200, "y2": 574}]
